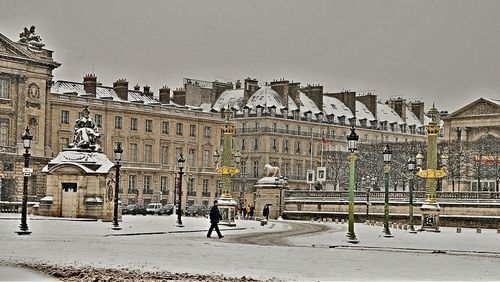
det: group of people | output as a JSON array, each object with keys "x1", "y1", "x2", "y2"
[{"x1": 241, "y1": 204, "x2": 255, "y2": 220}]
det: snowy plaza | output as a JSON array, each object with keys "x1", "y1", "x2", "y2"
[{"x1": 1, "y1": 214, "x2": 500, "y2": 281}]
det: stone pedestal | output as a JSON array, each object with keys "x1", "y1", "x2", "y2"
[
  {"x1": 217, "y1": 195, "x2": 237, "y2": 226},
  {"x1": 420, "y1": 203, "x2": 441, "y2": 232},
  {"x1": 254, "y1": 176, "x2": 282, "y2": 220}
]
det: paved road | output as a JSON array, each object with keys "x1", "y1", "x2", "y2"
[{"x1": 229, "y1": 220, "x2": 330, "y2": 246}]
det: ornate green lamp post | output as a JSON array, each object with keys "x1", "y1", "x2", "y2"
[
  {"x1": 176, "y1": 153, "x2": 185, "y2": 227},
  {"x1": 16, "y1": 127, "x2": 32, "y2": 235},
  {"x1": 382, "y1": 144, "x2": 393, "y2": 237},
  {"x1": 112, "y1": 142, "x2": 123, "y2": 230},
  {"x1": 407, "y1": 156, "x2": 417, "y2": 233},
  {"x1": 346, "y1": 126, "x2": 359, "y2": 243}
]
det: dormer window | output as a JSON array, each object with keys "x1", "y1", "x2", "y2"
[{"x1": 338, "y1": 116, "x2": 346, "y2": 125}]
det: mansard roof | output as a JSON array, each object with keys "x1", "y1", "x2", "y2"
[
  {"x1": 377, "y1": 103, "x2": 405, "y2": 125},
  {"x1": 52, "y1": 81, "x2": 158, "y2": 104},
  {"x1": 212, "y1": 89, "x2": 244, "y2": 112}
]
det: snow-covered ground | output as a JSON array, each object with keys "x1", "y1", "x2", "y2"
[{"x1": 1, "y1": 213, "x2": 499, "y2": 281}]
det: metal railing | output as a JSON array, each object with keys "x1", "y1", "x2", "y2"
[{"x1": 284, "y1": 190, "x2": 500, "y2": 202}]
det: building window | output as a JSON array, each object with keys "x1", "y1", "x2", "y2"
[
  {"x1": 242, "y1": 122, "x2": 247, "y2": 133},
  {"x1": 283, "y1": 140, "x2": 289, "y2": 153},
  {"x1": 272, "y1": 123, "x2": 277, "y2": 132},
  {"x1": 94, "y1": 114, "x2": 102, "y2": 127},
  {"x1": 114, "y1": 116, "x2": 122, "y2": 130},
  {"x1": 176, "y1": 123, "x2": 183, "y2": 136},
  {"x1": 144, "y1": 175, "x2": 152, "y2": 193},
  {"x1": 61, "y1": 110, "x2": 70, "y2": 124},
  {"x1": 253, "y1": 139, "x2": 259, "y2": 150},
  {"x1": 129, "y1": 143, "x2": 137, "y2": 162},
  {"x1": 60, "y1": 137, "x2": 69, "y2": 151},
  {"x1": 202, "y1": 179, "x2": 209, "y2": 194},
  {"x1": 241, "y1": 139, "x2": 246, "y2": 151},
  {"x1": 203, "y1": 150, "x2": 210, "y2": 167},
  {"x1": 0, "y1": 119, "x2": 9, "y2": 146},
  {"x1": 175, "y1": 147, "x2": 183, "y2": 159},
  {"x1": 253, "y1": 161, "x2": 259, "y2": 178},
  {"x1": 0, "y1": 77, "x2": 9, "y2": 98},
  {"x1": 204, "y1": 126, "x2": 211, "y2": 138},
  {"x1": 162, "y1": 121, "x2": 169, "y2": 134},
  {"x1": 283, "y1": 163, "x2": 289, "y2": 177},
  {"x1": 160, "y1": 176, "x2": 168, "y2": 193},
  {"x1": 188, "y1": 148, "x2": 195, "y2": 167},
  {"x1": 240, "y1": 161, "x2": 247, "y2": 175},
  {"x1": 189, "y1": 125, "x2": 196, "y2": 137},
  {"x1": 145, "y1": 119, "x2": 153, "y2": 132},
  {"x1": 255, "y1": 122, "x2": 259, "y2": 132},
  {"x1": 271, "y1": 139, "x2": 278, "y2": 152},
  {"x1": 161, "y1": 146, "x2": 169, "y2": 165},
  {"x1": 130, "y1": 118, "x2": 138, "y2": 131},
  {"x1": 296, "y1": 141, "x2": 301, "y2": 154},
  {"x1": 144, "y1": 144, "x2": 153, "y2": 163},
  {"x1": 296, "y1": 163, "x2": 302, "y2": 179},
  {"x1": 187, "y1": 178, "x2": 194, "y2": 194},
  {"x1": 128, "y1": 175, "x2": 137, "y2": 193}
]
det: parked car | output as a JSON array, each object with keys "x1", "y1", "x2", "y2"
[
  {"x1": 158, "y1": 204, "x2": 174, "y2": 216},
  {"x1": 185, "y1": 204, "x2": 208, "y2": 217},
  {"x1": 146, "y1": 203, "x2": 162, "y2": 215},
  {"x1": 123, "y1": 204, "x2": 147, "y2": 215}
]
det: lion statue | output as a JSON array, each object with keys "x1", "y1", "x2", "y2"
[{"x1": 264, "y1": 164, "x2": 280, "y2": 177}]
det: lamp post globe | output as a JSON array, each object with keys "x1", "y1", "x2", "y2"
[
  {"x1": 176, "y1": 153, "x2": 185, "y2": 227},
  {"x1": 112, "y1": 142, "x2": 123, "y2": 230},
  {"x1": 346, "y1": 126, "x2": 359, "y2": 243},
  {"x1": 17, "y1": 127, "x2": 32, "y2": 235},
  {"x1": 382, "y1": 144, "x2": 393, "y2": 237}
]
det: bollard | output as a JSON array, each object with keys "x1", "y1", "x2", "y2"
[
  {"x1": 497, "y1": 228, "x2": 500, "y2": 234},
  {"x1": 456, "y1": 227, "x2": 461, "y2": 233},
  {"x1": 365, "y1": 220, "x2": 370, "y2": 225},
  {"x1": 335, "y1": 219, "x2": 339, "y2": 224},
  {"x1": 327, "y1": 218, "x2": 332, "y2": 223},
  {"x1": 476, "y1": 228, "x2": 481, "y2": 234},
  {"x1": 341, "y1": 219, "x2": 345, "y2": 224},
  {"x1": 403, "y1": 224, "x2": 408, "y2": 230},
  {"x1": 398, "y1": 224, "x2": 403, "y2": 230}
]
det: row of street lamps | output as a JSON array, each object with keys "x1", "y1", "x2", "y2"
[{"x1": 345, "y1": 126, "x2": 443, "y2": 242}]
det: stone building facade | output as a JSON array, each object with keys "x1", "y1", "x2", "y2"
[{"x1": 0, "y1": 27, "x2": 60, "y2": 204}]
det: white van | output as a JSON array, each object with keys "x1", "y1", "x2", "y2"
[{"x1": 146, "y1": 203, "x2": 162, "y2": 215}]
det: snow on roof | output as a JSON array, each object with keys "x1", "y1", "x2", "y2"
[
  {"x1": 298, "y1": 92, "x2": 321, "y2": 119},
  {"x1": 52, "y1": 81, "x2": 158, "y2": 104},
  {"x1": 377, "y1": 103, "x2": 405, "y2": 125},
  {"x1": 245, "y1": 86, "x2": 285, "y2": 112},
  {"x1": 355, "y1": 101, "x2": 376, "y2": 122},
  {"x1": 42, "y1": 150, "x2": 114, "y2": 174},
  {"x1": 322, "y1": 95, "x2": 354, "y2": 122},
  {"x1": 212, "y1": 89, "x2": 244, "y2": 112},
  {"x1": 484, "y1": 98, "x2": 500, "y2": 106},
  {"x1": 405, "y1": 108, "x2": 423, "y2": 127}
]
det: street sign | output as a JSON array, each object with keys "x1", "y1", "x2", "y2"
[
  {"x1": 22, "y1": 168, "x2": 33, "y2": 177},
  {"x1": 306, "y1": 170, "x2": 315, "y2": 184}
]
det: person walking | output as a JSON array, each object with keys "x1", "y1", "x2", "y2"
[
  {"x1": 242, "y1": 204, "x2": 247, "y2": 219},
  {"x1": 249, "y1": 205, "x2": 255, "y2": 219},
  {"x1": 263, "y1": 205, "x2": 269, "y2": 221},
  {"x1": 207, "y1": 200, "x2": 224, "y2": 239}
]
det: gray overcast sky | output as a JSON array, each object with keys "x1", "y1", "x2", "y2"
[{"x1": 2, "y1": 0, "x2": 500, "y2": 112}]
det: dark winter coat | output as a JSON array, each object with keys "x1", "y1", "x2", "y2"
[
  {"x1": 209, "y1": 205, "x2": 222, "y2": 224},
  {"x1": 263, "y1": 206, "x2": 269, "y2": 217}
]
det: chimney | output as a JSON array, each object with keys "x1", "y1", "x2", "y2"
[
  {"x1": 134, "y1": 84, "x2": 140, "y2": 91},
  {"x1": 329, "y1": 91, "x2": 356, "y2": 117},
  {"x1": 83, "y1": 74, "x2": 97, "y2": 96},
  {"x1": 409, "y1": 100, "x2": 425, "y2": 124},
  {"x1": 301, "y1": 84, "x2": 324, "y2": 112},
  {"x1": 172, "y1": 88, "x2": 186, "y2": 105},
  {"x1": 270, "y1": 79, "x2": 289, "y2": 106},
  {"x1": 388, "y1": 97, "x2": 407, "y2": 123},
  {"x1": 243, "y1": 77, "x2": 259, "y2": 104},
  {"x1": 143, "y1": 85, "x2": 153, "y2": 97},
  {"x1": 159, "y1": 86, "x2": 171, "y2": 104},
  {"x1": 113, "y1": 79, "x2": 129, "y2": 101},
  {"x1": 235, "y1": 80, "x2": 241, "y2": 89},
  {"x1": 356, "y1": 93, "x2": 378, "y2": 119}
]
